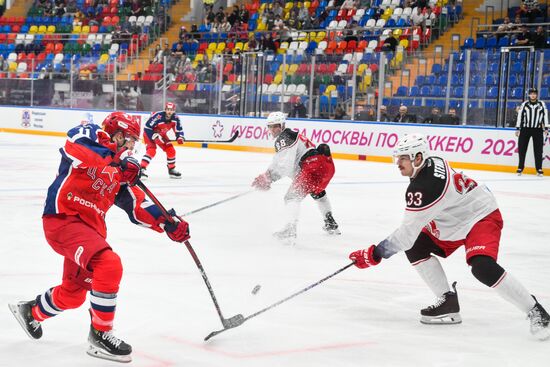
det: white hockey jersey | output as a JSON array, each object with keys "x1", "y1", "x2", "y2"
[
  {"x1": 267, "y1": 128, "x2": 315, "y2": 180},
  {"x1": 378, "y1": 156, "x2": 499, "y2": 259}
]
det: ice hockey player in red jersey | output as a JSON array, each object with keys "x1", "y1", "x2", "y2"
[
  {"x1": 349, "y1": 133, "x2": 549, "y2": 340},
  {"x1": 140, "y1": 102, "x2": 184, "y2": 179},
  {"x1": 252, "y1": 111, "x2": 340, "y2": 245},
  {"x1": 8, "y1": 111, "x2": 191, "y2": 363}
]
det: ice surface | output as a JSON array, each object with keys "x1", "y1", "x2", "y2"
[{"x1": 0, "y1": 133, "x2": 549, "y2": 367}]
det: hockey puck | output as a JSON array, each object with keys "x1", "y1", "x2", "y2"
[{"x1": 251, "y1": 285, "x2": 261, "y2": 295}]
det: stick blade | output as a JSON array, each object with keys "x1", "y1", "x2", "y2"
[
  {"x1": 228, "y1": 131, "x2": 239, "y2": 142},
  {"x1": 223, "y1": 314, "x2": 245, "y2": 328}
]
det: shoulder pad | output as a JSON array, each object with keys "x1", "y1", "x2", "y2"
[
  {"x1": 405, "y1": 157, "x2": 449, "y2": 211},
  {"x1": 274, "y1": 129, "x2": 298, "y2": 152}
]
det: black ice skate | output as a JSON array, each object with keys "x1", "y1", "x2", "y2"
[
  {"x1": 517, "y1": 169, "x2": 523, "y2": 176},
  {"x1": 8, "y1": 300, "x2": 43, "y2": 340},
  {"x1": 273, "y1": 223, "x2": 297, "y2": 245},
  {"x1": 87, "y1": 325, "x2": 132, "y2": 363},
  {"x1": 323, "y1": 212, "x2": 341, "y2": 235},
  {"x1": 140, "y1": 168, "x2": 148, "y2": 180},
  {"x1": 168, "y1": 168, "x2": 182, "y2": 179},
  {"x1": 528, "y1": 296, "x2": 550, "y2": 341},
  {"x1": 420, "y1": 281, "x2": 462, "y2": 325},
  {"x1": 536, "y1": 170, "x2": 544, "y2": 177}
]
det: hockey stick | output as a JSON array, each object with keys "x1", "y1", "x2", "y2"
[
  {"x1": 136, "y1": 180, "x2": 245, "y2": 330},
  {"x1": 173, "y1": 131, "x2": 239, "y2": 144},
  {"x1": 204, "y1": 262, "x2": 355, "y2": 341},
  {"x1": 181, "y1": 190, "x2": 254, "y2": 217}
]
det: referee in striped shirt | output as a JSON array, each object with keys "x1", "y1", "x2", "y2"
[{"x1": 515, "y1": 88, "x2": 548, "y2": 176}]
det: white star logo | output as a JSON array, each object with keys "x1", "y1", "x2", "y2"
[
  {"x1": 101, "y1": 166, "x2": 118, "y2": 182},
  {"x1": 212, "y1": 120, "x2": 224, "y2": 138}
]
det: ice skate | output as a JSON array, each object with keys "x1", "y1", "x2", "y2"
[
  {"x1": 168, "y1": 168, "x2": 182, "y2": 179},
  {"x1": 273, "y1": 223, "x2": 297, "y2": 245},
  {"x1": 87, "y1": 325, "x2": 132, "y2": 363},
  {"x1": 140, "y1": 168, "x2": 148, "y2": 180},
  {"x1": 536, "y1": 170, "x2": 544, "y2": 177},
  {"x1": 323, "y1": 212, "x2": 341, "y2": 235},
  {"x1": 516, "y1": 169, "x2": 523, "y2": 176},
  {"x1": 420, "y1": 282, "x2": 462, "y2": 324},
  {"x1": 8, "y1": 300, "x2": 43, "y2": 339},
  {"x1": 528, "y1": 296, "x2": 550, "y2": 341}
]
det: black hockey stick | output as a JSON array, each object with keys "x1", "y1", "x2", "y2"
[
  {"x1": 136, "y1": 180, "x2": 245, "y2": 330},
  {"x1": 173, "y1": 131, "x2": 239, "y2": 144},
  {"x1": 204, "y1": 262, "x2": 355, "y2": 341},
  {"x1": 181, "y1": 190, "x2": 254, "y2": 217}
]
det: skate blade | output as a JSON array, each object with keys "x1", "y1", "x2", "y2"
[
  {"x1": 531, "y1": 327, "x2": 550, "y2": 341},
  {"x1": 420, "y1": 313, "x2": 462, "y2": 325},
  {"x1": 169, "y1": 175, "x2": 182, "y2": 179},
  {"x1": 87, "y1": 345, "x2": 132, "y2": 363},
  {"x1": 8, "y1": 303, "x2": 40, "y2": 340}
]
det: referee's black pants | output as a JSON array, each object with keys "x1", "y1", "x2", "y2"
[{"x1": 517, "y1": 128, "x2": 544, "y2": 171}]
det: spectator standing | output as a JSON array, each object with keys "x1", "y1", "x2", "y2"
[
  {"x1": 290, "y1": 97, "x2": 307, "y2": 118},
  {"x1": 515, "y1": 88, "x2": 548, "y2": 176}
]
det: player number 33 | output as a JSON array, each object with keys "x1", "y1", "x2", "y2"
[{"x1": 407, "y1": 192, "x2": 423, "y2": 206}]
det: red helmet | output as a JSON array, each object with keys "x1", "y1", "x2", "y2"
[
  {"x1": 165, "y1": 102, "x2": 176, "y2": 111},
  {"x1": 102, "y1": 111, "x2": 140, "y2": 140}
]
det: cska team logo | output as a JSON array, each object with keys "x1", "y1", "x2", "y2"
[{"x1": 21, "y1": 110, "x2": 31, "y2": 128}]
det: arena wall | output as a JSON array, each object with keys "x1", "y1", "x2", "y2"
[{"x1": 0, "y1": 106, "x2": 548, "y2": 174}]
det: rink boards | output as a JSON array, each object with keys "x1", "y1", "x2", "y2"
[{"x1": 0, "y1": 106, "x2": 548, "y2": 174}]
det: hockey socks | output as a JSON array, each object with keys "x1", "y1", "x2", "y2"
[
  {"x1": 90, "y1": 290, "x2": 117, "y2": 331},
  {"x1": 32, "y1": 288, "x2": 63, "y2": 322},
  {"x1": 413, "y1": 256, "x2": 451, "y2": 297},
  {"x1": 492, "y1": 272, "x2": 536, "y2": 314}
]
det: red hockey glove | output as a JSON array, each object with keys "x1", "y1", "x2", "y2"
[
  {"x1": 152, "y1": 133, "x2": 164, "y2": 145},
  {"x1": 176, "y1": 137, "x2": 184, "y2": 144},
  {"x1": 119, "y1": 156, "x2": 141, "y2": 186},
  {"x1": 252, "y1": 172, "x2": 272, "y2": 190},
  {"x1": 164, "y1": 218, "x2": 190, "y2": 243},
  {"x1": 349, "y1": 245, "x2": 381, "y2": 269}
]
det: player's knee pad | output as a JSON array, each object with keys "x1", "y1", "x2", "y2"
[
  {"x1": 311, "y1": 190, "x2": 326, "y2": 200},
  {"x1": 53, "y1": 285, "x2": 88, "y2": 309},
  {"x1": 405, "y1": 232, "x2": 447, "y2": 264},
  {"x1": 89, "y1": 249, "x2": 123, "y2": 293},
  {"x1": 469, "y1": 255, "x2": 505, "y2": 287}
]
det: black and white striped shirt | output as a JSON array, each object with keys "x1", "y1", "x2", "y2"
[{"x1": 516, "y1": 100, "x2": 549, "y2": 129}]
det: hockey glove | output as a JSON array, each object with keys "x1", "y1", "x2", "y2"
[
  {"x1": 349, "y1": 245, "x2": 381, "y2": 269},
  {"x1": 120, "y1": 156, "x2": 141, "y2": 186},
  {"x1": 164, "y1": 218, "x2": 190, "y2": 243},
  {"x1": 176, "y1": 136, "x2": 184, "y2": 144},
  {"x1": 152, "y1": 133, "x2": 164, "y2": 145},
  {"x1": 252, "y1": 172, "x2": 272, "y2": 191}
]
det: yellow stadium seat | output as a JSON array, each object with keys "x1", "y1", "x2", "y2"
[
  {"x1": 72, "y1": 25, "x2": 82, "y2": 33},
  {"x1": 194, "y1": 53, "x2": 204, "y2": 62},
  {"x1": 29, "y1": 25, "x2": 38, "y2": 34},
  {"x1": 37, "y1": 25, "x2": 47, "y2": 33},
  {"x1": 288, "y1": 64, "x2": 298, "y2": 75},
  {"x1": 207, "y1": 42, "x2": 217, "y2": 51},
  {"x1": 273, "y1": 73, "x2": 282, "y2": 84},
  {"x1": 46, "y1": 25, "x2": 56, "y2": 33},
  {"x1": 81, "y1": 25, "x2": 90, "y2": 33},
  {"x1": 357, "y1": 63, "x2": 368, "y2": 74},
  {"x1": 324, "y1": 85, "x2": 336, "y2": 95},
  {"x1": 315, "y1": 31, "x2": 326, "y2": 42},
  {"x1": 304, "y1": 1, "x2": 311, "y2": 8},
  {"x1": 9, "y1": 61, "x2": 17, "y2": 72}
]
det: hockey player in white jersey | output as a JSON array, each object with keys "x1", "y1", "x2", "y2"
[
  {"x1": 252, "y1": 112, "x2": 340, "y2": 244},
  {"x1": 349, "y1": 133, "x2": 549, "y2": 340}
]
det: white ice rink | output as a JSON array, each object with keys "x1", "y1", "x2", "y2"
[{"x1": 0, "y1": 132, "x2": 549, "y2": 367}]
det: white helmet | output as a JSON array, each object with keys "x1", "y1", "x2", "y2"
[
  {"x1": 267, "y1": 111, "x2": 286, "y2": 126},
  {"x1": 394, "y1": 133, "x2": 430, "y2": 176}
]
